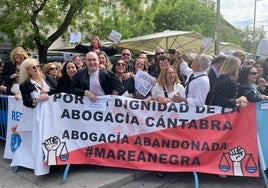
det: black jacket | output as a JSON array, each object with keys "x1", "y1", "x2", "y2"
[
  {"x1": 75, "y1": 44, "x2": 117, "y2": 56},
  {"x1": 19, "y1": 78, "x2": 55, "y2": 108},
  {"x1": 71, "y1": 68, "x2": 124, "y2": 96},
  {"x1": 238, "y1": 83, "x2": 262, "y2": 102},
  {"x1": 207, "y1": 66, "x2": 218, "y2": 90},
  {"x1": 54, "y1": 76, "x2": 72, "y2": 94},
  {"x1": 1, "y1": 61, "x2": 17, "y2": 95},
  {"x1": 206, "y1": 74, "x2": 238, "y2": 108}
]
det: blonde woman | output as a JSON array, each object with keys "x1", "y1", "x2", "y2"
[
  {"x1": 73, "y1": 55, "x2": 84, "y2": 70},
  {"x1": 97, "y1": 51, "x2": 112, "y2": 70},
  {"x1": 151, "y1": 65, "x2": 185, "y2": 104},
  {"x1": 206, "y1": 56, "x2": 248, "y2": 108},
  {"x1": 2, "y1": 47, "x2": 28, "y2": 96},
  {"x1": 75, "y1": 35, "x2": 118, "y2": 56},
  {"x1": 19, "y1": 58, "x2": 55, "y2": 108}
]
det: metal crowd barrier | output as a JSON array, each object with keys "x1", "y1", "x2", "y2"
[{"x1": 0, "y1": 95, "x2": 8, "y2": 141}]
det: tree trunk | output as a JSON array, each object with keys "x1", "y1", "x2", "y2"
[{"x1": 38, "y1": 45, "x2": 48, "y2": 64}]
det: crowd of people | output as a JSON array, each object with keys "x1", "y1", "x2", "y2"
[
  {"x1": 1, "y1": 35, "x2": 268, "y2": 178},
  {"x1": 1, "y1": 35, "x2": 268, "y2": 111}
]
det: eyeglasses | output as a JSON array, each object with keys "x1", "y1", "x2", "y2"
[
  {"x1": 136, "y1": 63, "x2": 145, "y2": 66},
  {"x1": 122, "y1": 53, "x2": 130, "y2": 56},
  {"x1": 155, "y1": 52, "x2": 165, "y2": 56},
  {"x1": 159, "y1": 59, "x2": 170, "y2": 64},
  {"x1": 116, "y1": 63, "x2": 126, "y2": 67},
  {"x1": 249, "y1": 72, "x2": 258, "y2": 75},
  {"x1": 50, "y1": 67, "x2": 58, "y2": 70},
  {"x1": 31, "y1": 65, "x2": 40, "y2": 69}
]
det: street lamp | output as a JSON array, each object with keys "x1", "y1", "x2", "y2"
[
  {"x1": 253, "y1": 0, "x2": 263, "y2": 42},
  {"x1": 253, "y1": 0, "x2": 257, "y2": 42},
  {"x1": 215, "y1": 0, "x2": 220, "y2": 55}
]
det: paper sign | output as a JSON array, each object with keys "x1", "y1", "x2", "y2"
[
  {"x1": 108, "y1": 30, "x2": 122, "y2": 42},
  {"x1": 84, "y1": 98, "x2": 107, "y2": 111},
  {"x1": 260, "y1": 101, "x2": 268, "y2": 110},
  {"x1": 134, "y1": 70, "x2": 155, "y2": 96},
  {"x1": 256, "y1": 39, "x2": 268, "y2": 57},
  {"x1": 69, "y1": 32, "x2": 81, "y2": 43},
  {"x1": 203, "y1": 38, "x2": 211, "y2": 51}
]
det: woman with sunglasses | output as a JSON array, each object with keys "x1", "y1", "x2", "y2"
[
  {"x1": 150, "y1": 54, "x2": 171, "y2": 79},
  {"x1": 19, "y1": 58, "x2": 55, "y2": 108},
  {"x1": 112, "y1": 59, "x2": 135, "y2": 96},
  {"x1": 42, "y1": 62, "x2": 61, "y2": 87},
  {"x1": 130, "y1": 57, "x2": 152, "y2": 102},
  {"x1": 237, "y1": 66, "x2": 268, "y2": 102}
]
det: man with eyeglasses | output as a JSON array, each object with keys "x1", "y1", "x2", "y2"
[
  {"x1": 148, "y1": 48, "x2": 166, "y2": 75},
  {"x1": 120, "y1": 49, "x2": 134, "y2": 73},
  {"x1": 71, "y1": 52, "x2": 124, "y2": 102}
]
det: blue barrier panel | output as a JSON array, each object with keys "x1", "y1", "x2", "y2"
[{"x1": 0, "y1": 95, "x2": 8, "y2": 141}]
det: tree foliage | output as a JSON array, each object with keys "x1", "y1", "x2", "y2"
[
  {"x1": 0, "y1": 0, "x2": 92, "y2": 63},
  {"x1": 73, "y1": 0, "x2": 155, "y2": 40},
  {"x1": 0, "y1": 0, "x2": 265, "y2": 61},
  {"x1": 152, "y1": 0, "x2": 216, "y2": 37},
  {"x1": 238, "y1": 25, "x2": 266, "y2": 54}
]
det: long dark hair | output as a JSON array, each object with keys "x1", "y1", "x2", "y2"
[
  {"x1": 237, "y1": 66, "x2": 253, "y2": 84},
  {"x1": 61, "y1": 61, "x2": 78, "y2": 81}
]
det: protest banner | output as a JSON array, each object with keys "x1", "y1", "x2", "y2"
[{"x1": 40, "y1": 94, "x2": 258, "y2": 177}]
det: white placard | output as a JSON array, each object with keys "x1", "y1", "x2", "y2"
[
  {"x1": 84, "y1": 98, "x2": 107, "y2": 111},
  {"x1": 260, "y1": 101, "x2": 268, "y2": 110},
  {"x1": 203, "y1": 38, "x2": 211, "y2": 51},
  {"x1": 69, "y1": 32, "x2": 81, "y2": 43},
  {"x1": 134, "y1": 70, "x2": 155, "y2": 96},
  {"x1": 256, "y1": 39, "x2": 268, "y2": 57},
  {"x1": 108, "y1": 30, "x2": 122, "y2": 42}
]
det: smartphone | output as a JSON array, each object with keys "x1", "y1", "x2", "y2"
[{"x1": 168, "y1": 48, "x2": 176, "y2": 54}]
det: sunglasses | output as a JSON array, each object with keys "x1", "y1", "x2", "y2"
[
  {"x1": 122, "y1": 53, "x2": 130, "y2": 56},
  {"x1": 136, "y1": 63, "x2": 145, "y2": 66},
  {"x1": 159, "y1": 59, "x2": 170, "y2": 64},
  {"x1": 249, "y1": 72, "x2": 258, "y2": 75},
  {"x1": 116, "y1": 63, "x2": 126, "y2": 67},
  {"x1": 50, "y1": 67, "x2": 58, "y2": 70},
  {"x1": 155, "y1": 52, "x2": 165, "y2": 55},
  {"x1": 31, "y1": 65, "x2": 40, "y2": 69}
]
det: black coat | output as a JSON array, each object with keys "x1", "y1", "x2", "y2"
[
  {"x1": 75, "y1": 44, "x2": 117, "y2": 56},
  {"x1": 238, "y1": 83, "x2": 262, "y2": 102},
  {"x1": 207, "y1": 66, "x2": 218, "y2": 90},
  {"x1": 1, "y1": 61, "x2": 17, "y2": 95},
  {"x1": 206, "y1": 74, "x2": 238, "y2": 108},
  {"x1": 54, "y1": 76, "x2": 72, "y2": 94},
  {"x1": 19, "y1": 77, "x2": 55, "y2": 108},
  {"x1": 71, "y1": 68, "x2": 124, "y2": 96}
]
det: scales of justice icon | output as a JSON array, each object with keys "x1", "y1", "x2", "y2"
[
  {"x1": 59, "y1": 142, "x2": 69, "y2": 161},
  {"x1": 219, "y1": 152, "x2": 257, "y2": 173}
]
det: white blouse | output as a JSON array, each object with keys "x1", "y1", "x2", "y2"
[
  {"x1": 30, "y1": 78, "x2": 50, "y2": 99},
  {"x1": 151, "y1": 82, "x2": 185, "y2": 100}
]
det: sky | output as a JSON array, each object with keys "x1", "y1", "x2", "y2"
[{"x1": 220, "y1": 0, "x2": 268, "y2": 38}]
